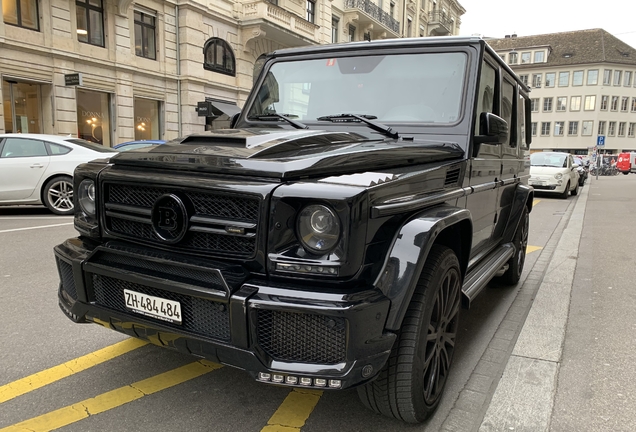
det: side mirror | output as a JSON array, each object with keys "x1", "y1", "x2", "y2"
[
  {"x1": 229, "y1": 112, "x2": 241, "y2": 129},
  {"x1": 473, "y1": 112, "x2": 509, "y2": 156}
]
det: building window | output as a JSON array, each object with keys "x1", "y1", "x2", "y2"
[
  {"x1": 568, "y1": 121, "x2": 578, "y2": 135},
  {"x1": 600, "y1": 95, "x2": 608, "y2": 110},
  {"x1": 134, "y1": 10, "x2": 156, "y2": 60},
  {"x1": 598, "y1": 121, "x2": 606, "y2": 135},
  {"x1": 570, "y1": 96, "x2": 581, "y2": 111},
  {"x1": 613, "y1": 70, "x2": 622, "y2": 86},
  {"x1": 3, "y1": 0, "x2": 39, "y2": 30},
  {"x1": 390, "y1": 1, "x2": 395, "y2": 17},
  {"x1": 541, "y1": 122, "x2": 551, "y2": 136},
  {"x1": 582, "y1": 120, "x2": 593, "y2": 136},
  {"x1": 632, "y1": 97, "x2": 636, "y2": 112},
  {"x1": 610, "y1": 96, "x2": 619, "y2": 111},
  {"x1": 556, "y1": 97, "x2": 567, "y2": 111},
  {"x1": 629, "y1": 122, "x2": 636, "y2": 137},
  {"x1": 530, "y1": 98, "x2": 539, "y2": 112},
  {"x1": 531, "y1": 122, "x2": 537, "y2": 136},
  {"x1": 545, "y1": 72, "x2": 555, "y2": 87},
  {"x1": 76, "y1": 0, "x2": 104, "y2": 46},
  {"x1": 76, "y1": 89, "x2": 111, "y2": 146},
  {"x1": 363, "y1": 31, "x2": 371, "y2": 41},
  {"x1": 134, "y1": 98, "x2": 161, "y2": 140},
  {"x1": 306, "y1": 0, "x2": 315, "y2": 23},
  {"x1": 603, "y1": 70, "x2": 612, "y2": 85},
  {"x1": 331, "y1": 16, "x2": 339, "y2": 43},
  {"x1": 509, "y1": 52, "x2": 518, "y2": 64},
  {"x1": 407, "y1": 17, "x2": 412, "y2": 37},
  {"x1": 624, "y1": 71, "x2": 633, "y2": 86},
  {"x1": 532, "y1": 74, "x2": 542, "y2": 88},
  {"x1": 534, "y1": 51, "x2": 545, "y2": 63},
  {"x1": 608, "y1": 121, "x2": 616, "y2": 136},
  {"x1": 572, "y1": 71, "x2": 583, "y2": 86},
  {"x1": 519, "y1": 74, "x2": 528, "y2": 86},
  {"x1": 584, "y1": 95, "x2": 596, "y2": 111},
  {"x1": 543, "y1": 97, "x2": 553, "y2": 112},
  {"x1": 203, "y1": 38, "x2": 236, "y2": 76},
  {"x1": 558, "y1": 71, "x2": 569, "y2": 87},
  {"x1": 554, "y1": 121, "x2": 564, "y2": 136},
  {"x1": 521, "y1": 52, "x2": 531, "y2": 64},
  {"x1": 348, "y1": 25, "x2": 356, "y2": 41},
  {"x1": 587, "y1": 70, "x2": 598, "y2": 85},
  {"x1": 618, "y1": 122, "x2": 626, "y2": 136},
  {"x1": 621, "y1": 96, "x2": 629, "y2": 112}
]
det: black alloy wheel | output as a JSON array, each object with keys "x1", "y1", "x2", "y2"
[{"x1": 358, "y1": 245, "x2": 461, "y2": 423}]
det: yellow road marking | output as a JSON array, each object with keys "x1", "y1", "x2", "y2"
[
  {"x1": 533, "y1": 199, "x2": 541, "y2": 206},
  {"x1": 0, "y1": 338, "x2": 147, "y2": 404},
  {"x1": 261, "y1": 388, "x2": 323, "y2": 431},
  {"x1": 0, "y1": 360, "x2": 222, "y2": 432},
  {"x1": 526, "y1": 245, "x2": 543, "y2": 254}
]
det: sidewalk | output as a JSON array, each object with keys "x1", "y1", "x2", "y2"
[{"x1": 479, "y1": 174, "x2": 636, "y2": 431}]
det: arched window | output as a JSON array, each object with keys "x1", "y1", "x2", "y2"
[{"x1": 203, "y1": 38, "x2": 236, "y2": 76}]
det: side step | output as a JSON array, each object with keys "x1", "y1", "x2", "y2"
[{"x1": 461, "y1": 243, "x2": 515, "y2": 308}]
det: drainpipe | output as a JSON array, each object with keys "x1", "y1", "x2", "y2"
[{"x1": 176, "y1": 4, "x2": 182, "y2": 137}]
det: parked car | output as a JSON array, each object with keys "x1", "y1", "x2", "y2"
[
  {"x1": 113, "y1": 140, "x2": 166, "y2": 151},
  {"x1": 529, "y1": 152, "x2": 580, "y2": 198},
  {"x1": 54, "y1": 37, "x2": 533, "y2": 423},
  {"x1": 616, "y1": 152, "x2": 636, "y2": 175},
  {"x1": 0, "y1": 134, "x2": 118, "y2": 215},
  {"x1": 573, "y1": 157, "x2": 588, "y2": 186}
]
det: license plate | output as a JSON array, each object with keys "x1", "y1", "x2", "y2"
[
  {"x1": 530, "y1": 180, "x2": 546, "y2": 186},
  {"x1": 124, "y1": 289, "x2": 182, "y2": 324}
]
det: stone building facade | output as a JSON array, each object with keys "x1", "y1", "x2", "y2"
[
  {"x1": 488, "y1": 29, "x2": 636, "y2": 155},
  {"x1": 0, "y1": 0, "x2": 464, "y2": 146}
]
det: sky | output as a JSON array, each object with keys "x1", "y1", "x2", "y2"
[{"x1": 457, "y1": 0, "x2": 636, "y2": 49}]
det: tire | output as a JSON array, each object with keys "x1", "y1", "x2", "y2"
[
  {"x1": 571, "y1": 182, "x2": 579, "y2": 196},
  {"x1": 43, "y1": 176, "x2": 74, "y2": 215},
  {"x1": 623, "y1": 172, "x2": 629, "y2": 175},
  {"x1": 559, "y1": 181, "x2": 570, "y2": 199},
  {"x1": 357, "y1": 245, "x2": 461, "y2": 423},
  {"x1": 496, "y1": 206, "x2": 529, "y2": 286}
]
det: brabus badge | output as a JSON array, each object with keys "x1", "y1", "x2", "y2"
[
  {"x1": 151, "y1": 194, "x2": 189, "y2": 243},
  {"x1": 225, "y1": 226, "x2": 245, "y2": 235}
]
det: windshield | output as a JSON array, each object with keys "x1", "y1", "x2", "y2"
[
  {"x1": 530, "y1": 152, "x2": 568, "y2": 168},
  {"x1": 66, "y1": 139, "x2": 118, "y2": 153},
  {"x1": 247, "y1": 52, "x2": 467, "y2": 124}
]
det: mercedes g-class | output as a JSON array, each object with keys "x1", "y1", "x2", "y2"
[{"x1": 54, "y1": 36, "x2": 533, "y2": 423}]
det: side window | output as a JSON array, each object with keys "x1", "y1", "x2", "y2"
[
  {"x1": 501, "y1": 78, "x2": 515, "y2": 145},
  {"x1": 475, "y1": 60, "x2": 496, "y2": 135},
  {"x1": 0, "y1": 138, "x2": 47, "y2": 158},
  {"x1": 47, "y1": 143, "x2": 72, "y2": 155}
]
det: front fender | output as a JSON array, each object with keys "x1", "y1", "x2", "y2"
[{"x1": 374, "y1": 206, "x2": 471, "y2": 331}]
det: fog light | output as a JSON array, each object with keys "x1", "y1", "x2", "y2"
[
  {"x1": 272, "y1": 374, "x2": 284, "y2": 383},
  {"x1": 328, "y1": 380, "x2": 342, "y2": 389},
  {"x1": 300, "y1": 377, "x2": 312, "y2": 386},
  {"x1": 258, "y1": 372, "x2": 271, "y2": 381},
  {"x1": 314, "y1": 378, "x2": 327, "y2": 387},
  {"x1": 285, "y1": 376, "x2": 298, "y2": 385}
]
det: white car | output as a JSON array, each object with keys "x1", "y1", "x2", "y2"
[
  {"x1": 529, "y1": 152, "x2": 580, "y2": 199},
  {"x1": 0, "y1": 134, "x2": 118, "y2": 215}
]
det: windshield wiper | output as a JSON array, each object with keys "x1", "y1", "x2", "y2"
[
  {"x1": 316, "y1": 114, "x2": 399, "y2": 139},
  {"x1": 248, "y1": 113, "x2": 308, "y2": 130}
]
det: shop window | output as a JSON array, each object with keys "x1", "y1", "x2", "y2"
[
  {"x1": 203, "y1": 38, "x2": 235, "y2": 76},
  {"x1": 76, "y1": 0, "x2": 104, "y2": 47},
  {"x1": 134, "y1": 10, "x2": 156, "y2": 60},
  {"x1": 3, "y1": 0, "x2": 39, "y2": 30},
  {"x1": 76, "y1": 89, "x2": 111, "y2": 146},
  {"x1": 134, "y1": 98, "x2": 161, "y2": 140}
]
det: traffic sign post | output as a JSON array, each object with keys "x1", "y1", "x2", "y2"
[{"x1": 596, "y1": 136, "x2": 606, "y2": 180}]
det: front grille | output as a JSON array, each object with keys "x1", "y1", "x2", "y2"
[
  {"x1": 92, "y1": 274, "x2": 230, "y2": 341},
  {"x1": 56, "y1": 258, "x2": 77, "y2": 300},
  {"x1": 257, "y1": 310, "x2": 346, "y2": 364},
  {"x1": 103, "y1": 183, "x2": 260, "y2": 258}
]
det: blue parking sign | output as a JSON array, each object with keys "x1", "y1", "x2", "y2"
[{"x1": 597, "y1": 135, "x2": 605, "y2": 147}]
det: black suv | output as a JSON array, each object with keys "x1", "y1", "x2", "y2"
[{"x1": 54, "y1": 37, "x2": 533, "y2": 423}]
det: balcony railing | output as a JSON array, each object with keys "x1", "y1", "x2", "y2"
[
  {"x1": 242, "y1": 1, "x2": 319, "y2": 40},
  {"x1": 427, "y1": 11, "x2": 452, "y2": 34},
  {"x1": 344, "y1": 0, "x2": 400, "y2": 34}
]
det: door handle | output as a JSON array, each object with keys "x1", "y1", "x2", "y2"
[{"x1": 30, "y1": 164, "x2": 44, "y2": 168}]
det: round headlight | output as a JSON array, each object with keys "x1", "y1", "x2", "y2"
[
  {"x1": 78, "y1": 179, "x2": 96, "y2": 216},
  {"x1": 297, "y1": 204, "x2": 341, "y2": 254},
  {"x1": 554, "y1": 173, "x2": 563, "y2": 180}
]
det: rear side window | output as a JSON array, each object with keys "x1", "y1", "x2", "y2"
[
  {"x1": 47, "y1": 143, "x2": 72, "y2": 155},
  {"x1": 0, "y1": 138, "x2": 48, "y2": 158}
]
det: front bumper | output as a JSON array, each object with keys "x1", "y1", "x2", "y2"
[
  {"x1": 54, "y1": 238, "x2": 395, "y2": 390},
  {"x1": 529, "y1": 178, "x2": 566, "y2": 193}
]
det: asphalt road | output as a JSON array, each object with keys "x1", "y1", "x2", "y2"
[{"x1": 0, "y1": 194, "x2": 576, "y2": 432}]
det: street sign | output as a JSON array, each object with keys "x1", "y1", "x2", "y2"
[{"x1": 597, "y1": 135, "x2": 605, "y2": 148}]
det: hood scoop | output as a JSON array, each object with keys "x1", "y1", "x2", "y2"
[{"x1": 319, "y1": 172, "x2": 399, "y2": 187}]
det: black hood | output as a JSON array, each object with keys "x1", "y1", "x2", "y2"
[{"x1": 111, "y1": 129, "x2": 464, "y2": 180}]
